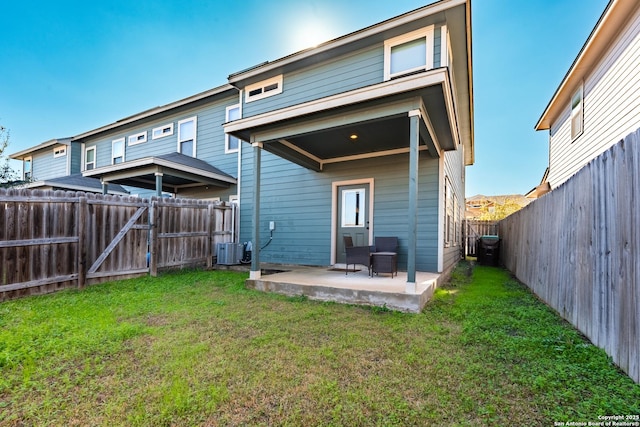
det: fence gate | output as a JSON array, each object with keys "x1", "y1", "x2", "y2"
[
  {"x1": 464, "y1": 219, "x2": 499, "y2": 257},
  {"x1": 80, "y1": 196, "x2": 150, "y2": 285}
]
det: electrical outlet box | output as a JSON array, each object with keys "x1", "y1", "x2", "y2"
[{"x1": 269, "y1": 221, "x2": 275, "y2": 231}]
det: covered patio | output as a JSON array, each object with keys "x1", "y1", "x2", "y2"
[
  {"x1": 225, "y1": 70, "x2": 461, "y2": 294},
  {"x1": 245, "y1": 264, "x2": 442, "y2": 313}
]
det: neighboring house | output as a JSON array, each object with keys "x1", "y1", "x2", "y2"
[
  {"x1": 535, "y1": 0, "x2": 640, "y2": 189},
  {"x1": 75, "y1": 85, "x2": 239, "y2": 201},
  {"x1": 225, "y1": 0, "x2": 473, "y2": 284},
  {"x1": 9, "y1": 137, "x2": 128, "y2": 195},
  {"x1": 465, "y1": 194, "x2": 530, "y2": 219}
]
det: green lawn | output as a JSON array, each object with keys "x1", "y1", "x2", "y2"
[{"x1": 0, "y1": 263, "x2": 638, "y2": 426}]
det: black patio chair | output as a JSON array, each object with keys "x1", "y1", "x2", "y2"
[
  {"x1": 343, "y1": 235, "x2": 372, "y2": 276},
  {"x1": 373, "y1": 236, "x2": 398, "y2": 253},
  {"x1": 371, "y1": 236, "x2": 399, "y2": 277}
]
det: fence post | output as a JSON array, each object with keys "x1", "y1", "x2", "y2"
[
  {"x1": 206, "y1": 203, "x2": 214, "y2": 269},
  {"x1": 149, "y1": 200, "x2": 158, "y2": 277},
  {"x1": 77, "y1": 197, "x2": 87, "y2": 288}
]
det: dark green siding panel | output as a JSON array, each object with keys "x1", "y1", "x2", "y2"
[
  {"x1": 243, "y1": 44, "x2": 384, "y2": 118},
  {"x1": 240, "y1": 148, "x2": 440, "y2": 271},
  {"x1": 70, "y1": 142, "x2": 82, "y2": 174}
]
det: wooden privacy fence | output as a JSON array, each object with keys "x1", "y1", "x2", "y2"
[
  {"x1": 463, "y1": 219, "x2": 499, "y2": 257},
  {"x1": 0, "y1": 189, "x2": 236, "y2": 301},
  {"x1": 499, "y1": 128, "x2": 640, "y2": 384}
]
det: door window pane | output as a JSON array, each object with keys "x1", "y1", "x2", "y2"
[{"x1": 342, "y1": 188, "x2": 365, "y2": 227}]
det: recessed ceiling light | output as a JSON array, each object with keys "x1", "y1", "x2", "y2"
[{"x1": 349, "y1": 134, "x2": 358, "y2": 140}]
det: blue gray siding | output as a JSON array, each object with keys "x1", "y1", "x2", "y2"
[
  {"x1": 239, "y1": 148, "x2": 440, "y2": 271},
  {"x1": 442, "y1": 146, "x2": 465, "y2": 271},
  {"x1": 31, "y1": 148, "x2": 68, "y2": 181},
  {"x1": 242, "y1": 24, "x2": 446, "y2": 119},
  {"x1": 81, "y1": 94, "x2": 240, "y2": 179}
]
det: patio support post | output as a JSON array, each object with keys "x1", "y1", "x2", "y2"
[
  {"x1": 155, "y1": 172, "x2": 163, "y2": 197},
  {"x1": 407, "y1": 111, "x2": 420, "y2": 293},
  {"x1": 250, "y1": 143, "x2": 262, "y2": 280},
  {"x1": 101, "y1": 181, "x2": 108, "y2": 195}
]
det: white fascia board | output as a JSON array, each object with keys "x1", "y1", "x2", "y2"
[
  {"x1": 228, "y1": 0, "x2": 467, "y2": 83},
  {"x1": 225, "y1": 70, "x2": 447, "y2": 136}
]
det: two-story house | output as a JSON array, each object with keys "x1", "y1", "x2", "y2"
[
  {"x1": 9, "y1": 137, "x2": 128, "y2": 195},
  {"x1": 19, "y1": 0, "x2": 472, "y2": 289},
  {"x1": 535, "y1": 0, "x2": 639, "y2": 189},
  {"x1": 224, "y1": 0, "x2": 473, "y2": 285}
]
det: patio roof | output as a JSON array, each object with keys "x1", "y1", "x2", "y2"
[
  {"x1": 82, "y1": 152, "x2": 236, "y2": 195},
  {"x1": 225, "y1": 70, "x2": 459, "y2": 172}
]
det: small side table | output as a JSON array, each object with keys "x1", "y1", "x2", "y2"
[{"x1": 371, "y1": 252, "x2": 397, "y2": 278}]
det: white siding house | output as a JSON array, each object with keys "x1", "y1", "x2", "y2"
[{"x1": 535, "y1": 0, "x2": 640, "y2": 189}]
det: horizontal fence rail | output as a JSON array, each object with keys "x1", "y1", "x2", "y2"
[
  {"x1": 0, "y1": 189, "x2": 235, "y2": 301},
  {"x1": 499, "y1": 128, "x2": 640, "y2": 384}
]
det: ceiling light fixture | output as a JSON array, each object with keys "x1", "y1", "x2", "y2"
[{"x1": 349, "y1": 134, "x2": 358, "y2": 140}]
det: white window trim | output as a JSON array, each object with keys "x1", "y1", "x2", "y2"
[
  {"x1": 53, "y1": 145, "x2": 67, "y2": 158},
  {"x1": 245, "y1": 75, "x2": 283, "y2": 103},
  {"x1": 112, "y1": 138, "x2": 125, "y2": 165},
  {"x1": 152, "y1": 123, "x2": 174, "y2": 140},
  {"x1": 383, "y1": 26, "x2": 435, "y2": 81},
  {"x1": 225, "y1": 104, "x2": 241, "y2": 154},
  {"x1": 571, "y1": 83, "x2": 584, "y2": 141},
  {"x1": 84, "y1": 146, "x2": 96, "y2": 171},
  {"x1": 128, "y1": 131, "x2": 148, "y2": 146},
  {"x1": 440, "y1": 25, "x2": 448, "y2": 67},
  {"x1": 177, "y1": 116, "x2": 197, "y2": 156},
  {"x1": 23, "y1": 156, "x2": 32, "y2": 180}
]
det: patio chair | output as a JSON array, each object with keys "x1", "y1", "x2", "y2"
[
  {"x1": 373, "y1": 236, "x2": 398, "y2": 253},
  {"x1": 343, "y1": 236, "x2": 372, "y2": 276},
  {"x1": 371, "y1": 237, "x2": 399, "y2": 278}
]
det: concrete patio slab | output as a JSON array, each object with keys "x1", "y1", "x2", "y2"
[{"x1": 245, "y1": 264, "x2": 441, "y2": 313}]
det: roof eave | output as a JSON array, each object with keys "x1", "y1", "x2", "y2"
[
  {"x1": 73, "y1": 84, "x2": 237, "y2": 141},
  {"x1": 535, "y1": 0, "x2": 636, "y2": 131},
  {"x1": 228, "y1": 0, "x2": 467, "y2": 84}
]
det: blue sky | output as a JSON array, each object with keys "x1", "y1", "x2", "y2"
[{"x1": 1, "y1": 0, "x2": 609, "y2": 196}]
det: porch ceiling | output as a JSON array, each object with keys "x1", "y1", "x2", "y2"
[
  {"x1": 82, "y1": 152, "x2": 236, "y2": 194},
  {"x1": 226, "y1": 70, "x2": 459, "y2": 171}
]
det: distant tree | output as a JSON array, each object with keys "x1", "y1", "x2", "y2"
[
  {"x1": 0, "y1": 124, "x2": 20, "y2": 186},
  {"x1": 478, "y1": 196, "x2": 528, "y2": 221}
]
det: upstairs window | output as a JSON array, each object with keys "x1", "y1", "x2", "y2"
[
  {"x1": 152, "y1": 123, "x2": 174, "y2": 140},
  {"x1": 53, "y1": 146, "x2": 67, "y2": 158},
  {"x1": 384, "y1": 27, "x2": 434, "y2": 81},
  {"x1": 571, "y1": 84, "x2": 584, "y2": 140},
  {"x1": 84, "y1": 146, "x2": 96, "y2": 171},
  {"x1": 23, "y1": 157, "x2": 32, "y2": 181},
  {"x1": 225, "y1": 104, "x2": 240, "y2": 153},
  {"x1": 245, "y1": 75, "x2": 283, "y2": 103},
  {"x1": 178, "y1": 117, "x2": 197, "y2": 157},
  {"x1": 112, "y1": 138, "x2": 125, "y2": 164},
  {"x1": 128, "y1": 131, "x2": 147, "y2": 146}
]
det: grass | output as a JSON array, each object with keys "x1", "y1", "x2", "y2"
[{"x1": 0, "y1": 263, "x2": 638, "y2": 426}]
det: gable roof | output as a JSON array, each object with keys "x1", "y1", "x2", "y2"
[{"x1": 535, "y1": 0, "x2": 639, "y2": 130}]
